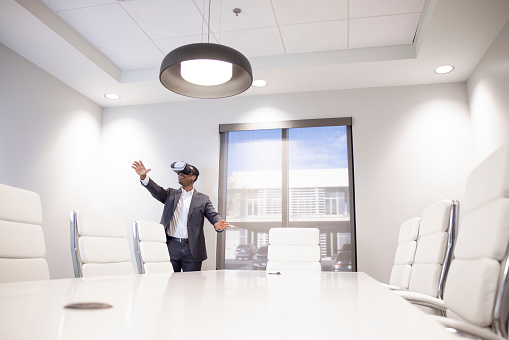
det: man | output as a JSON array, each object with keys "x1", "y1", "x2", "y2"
[{"x1": 132, "y1": 160, "x2": 230, "y2": 272}]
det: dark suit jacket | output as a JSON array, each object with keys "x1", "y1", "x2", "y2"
[{"x1": 144, "y1": 178, "x2": 222, "y2": 262}]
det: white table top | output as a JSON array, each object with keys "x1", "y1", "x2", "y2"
[{"x1": 0, "y1": 270, "x2": 459, "y2": 340}]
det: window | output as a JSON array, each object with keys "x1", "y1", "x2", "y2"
[
  {"x1": 217, "y1": 118, "x2": 356, "y2": 271},
  {"x1": 246, "y1": 199, "x2": 259, "y2": 216}
]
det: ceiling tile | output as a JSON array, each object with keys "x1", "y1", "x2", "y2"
[
  {"x1": 57, "y1": 4, "x2": 149, "y2": 47},
  {"x1": 99, "y1": 41, "x2": 164, "y2": 70},
  {"x1": 349, "y1": 0, "x2": 427, "y2": 18},
  {"x1": 219, "y1": 27, "x2": 284, "y2": 58},
  {"x1": 349, "y1": 14, "x2": 421, "y2": 48},
  {"x1": 272, "y1": 0, "x2": 347, "y2": 26},
  {"x1": 281, "y1": 21, "x2": 347, "y2": 54},
  {"x1": 154, "y1": 35, "x2": 219, "y2": 55},
  {"x1": 209, "y1": 0, "x2": 276, "y2": 32},
  {"x1": 121, "y1": 0, "x2": 205, "y2": 40},
  {"x1": 41, "y1": 0, "x2": 115, "y2": 12}
]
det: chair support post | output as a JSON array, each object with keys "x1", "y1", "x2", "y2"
[{"x1": 69, "y1": 211, "x2": 82, "y2": 278}]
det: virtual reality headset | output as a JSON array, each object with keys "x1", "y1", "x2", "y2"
[{"x1": 170, "y1": 161, "x2": 198, "y2": 176}]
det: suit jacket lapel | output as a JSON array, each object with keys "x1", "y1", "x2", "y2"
[
  {"x1": 173, "y1": 188, "x2": 182, "y2": 214},
  {"x1": 188, "y1": 190, "x2": 199, "y2": 219}
]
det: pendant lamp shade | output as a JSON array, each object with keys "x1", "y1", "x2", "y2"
[{"x1": 160, "y1": 43, "x2": 253, "y2": 99}]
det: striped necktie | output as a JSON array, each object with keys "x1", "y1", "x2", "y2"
[{"x1": 168, "y1": 194, "x2": 182, "y2": 237}]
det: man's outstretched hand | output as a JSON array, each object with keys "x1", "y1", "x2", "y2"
[
  {"x1": 214, "y1": 220, "x2": 231, "y2": 231},
  {"x1": 132, "y1": 160, "x2": 151, "y2": 180}
]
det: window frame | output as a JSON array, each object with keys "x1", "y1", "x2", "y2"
[{"x1": 216, "y1": 117, "x2": 356, "y2": 270}]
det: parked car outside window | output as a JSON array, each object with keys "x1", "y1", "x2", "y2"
[
  {"x1": 332, "y1": 244, "x2": 352, "y2": 272},
  {"x1": 235, "y1": 244, "x2": 258, "y2": 260},
  {"x1": 252, "y1": 246, "x2": 268, "y2": 270}
]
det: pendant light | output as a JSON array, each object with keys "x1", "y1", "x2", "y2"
[{"x1": 159, "y1": 2, "x2": 252, "y2": 99}]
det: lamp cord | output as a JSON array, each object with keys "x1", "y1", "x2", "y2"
[{"x1": 208, "y1": 0, "x2": 211, "y2": 43}]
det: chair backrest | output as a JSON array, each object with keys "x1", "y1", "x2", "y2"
[
  {"x1": 132, "y1": 220, "x2": 173, "y2": 274},
  {"x1": 442, "y1": 143, "x2": 509, "y2": 337},
  {"x1": 389, "y1": 217, "x2": 421, "y2": 289},
  {"x1": 267, "y1": 227, "x2": 321, "y2": 272},
  {"x1": 70, "y1": 210, "x2": 134, "y2": 277},
  {"x1": 408, "y1": 199, "x2": 459, "y2": 298},
  {"x1": 0, "y1": 183, "x2": 50, "y2": 283}
]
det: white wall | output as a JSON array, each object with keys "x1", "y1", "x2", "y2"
[
  {"x1": 467, "y1": 20, "x2": 509, "y2": 162},
  {"x1": 101, "y1": 83, "x2": 473, "y2": 281},
  {"x1": 0, "y1": 43, "x2": 103, "y2": 279}
]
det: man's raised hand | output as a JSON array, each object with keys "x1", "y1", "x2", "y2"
[{"x1": 131, "y1": 160, "x2": 151, "y2": 180}]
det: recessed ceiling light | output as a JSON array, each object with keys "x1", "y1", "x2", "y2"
[
  {"x1": 252, "y1": 79, "x2": 268, "y2": 87},
  {"x1": 434, "y1": 65, "x2": 455, "y2": 74},
  {"x1": 104, "y1": 93, "x2": 121, "y2": 100}
]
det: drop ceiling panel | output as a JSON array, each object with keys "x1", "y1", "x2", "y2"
[
  {"x1": 155, "y1": 35, "x2": 220, "y2": 56},
  {"x1": 99, "y1": 41, "x2": 164, "y2": 70},
  {"x1": 212, "y1": 0, "x2": 276, "y2": 32},
  {"x1": 281, "y1": 21, "x2": 347, "y2": 54},
  {"x1": 272, "y1": 0, "x2": 347, "y2": 25},
  {"x1": 121, "y1": 0, "x2": 205, "y2": 40},
  {"x1": 349, "y1": 0, "x2": 427, "y2": 18},
  {"x1": 219, "y1": 27, "x2": 285, "y2": 58},
  {"x1": 57, "y1": 3, "x2": 149, "y2": 47},
  {"x1": 41, "y1": 0, "x2": 115, "y2": 12},
  {"x1": 349, "y1": 14, "x2": 421, "y2": 49}
]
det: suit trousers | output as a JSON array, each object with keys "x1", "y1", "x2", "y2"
[{"x1": 166, "y1": 236, "x2": 202, "y2": 272}]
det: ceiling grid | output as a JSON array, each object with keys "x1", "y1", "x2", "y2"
[
  {"x1": 40, "y1": 0, "x2": 428, "y2": 71},
  {"x1": 2, "y1": 0, "x2": 507, "y2": 106}
]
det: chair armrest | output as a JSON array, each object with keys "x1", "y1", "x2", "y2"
[
  {"x1": 429, "y1": 316, "x2": 504, "y2": 340},
  {"x1": 394, "y1": 291, "x2": 447, "y2": 313},
  {"x1": 380, "y1": 283, "x2": 406, "y2": 290}
]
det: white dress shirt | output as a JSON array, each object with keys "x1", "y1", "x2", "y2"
[
  {"x1": 171, "y1": 187, "x2": 193, "y2": 238},
  {"x1": 141, "y1": 176, "x2": 193, "y2": 238}
]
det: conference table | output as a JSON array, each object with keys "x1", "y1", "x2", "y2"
[{"x1": 0, "y1": 270, "x2": 460, "y2": 340}]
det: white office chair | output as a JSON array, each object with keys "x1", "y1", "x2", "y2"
[
  {"x1": 266, "y1": 227, "x2": 321, "y2": 272},
  {"x1": 132, "y1": 220, "x2": 173, "y2": 274},
  {"x1": 0, "y1": 183, "x2": 50, "y2": 283},
  {"x1": 399, "y1": 142, "x2": 509, "y2": 340},
  {"x1": 387, "y1": 217, "x2": 421, "y2": 290},
  {"x1": 408, "y1": 199, "x2": 459, "y2": 299},
  {"x1": 70, "y1": 210, "x2": 135, "y2": 277}
]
